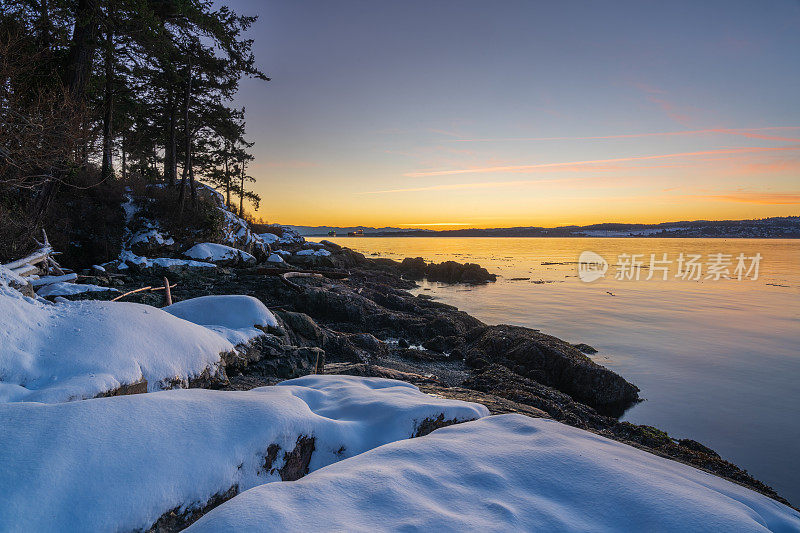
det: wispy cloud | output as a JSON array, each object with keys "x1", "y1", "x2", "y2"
[
  {"x1": 403, "y1": 145, "x2": 800, "y2": 178},
  {"x1": 692, "y1": 192, "x2": 800, "y2": 205},
  {"x1": 445, "y1": 126, "x2": 800, "y2": 143},
  {"x1": 363, "y1": 175, "x2": 623, "y2": 195}
]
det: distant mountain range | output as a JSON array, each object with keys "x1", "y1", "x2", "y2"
[{"x1": 289, "y1": 216, "x2": 800, "y2": 238}]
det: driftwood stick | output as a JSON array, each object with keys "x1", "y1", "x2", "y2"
[
  {"x1": 11, "y1": 263, "x2": 39, "y2": 277},
  {"x1": 47, "y1": 257, "x2": 65, "y2": 276},
  {"x1": 150, "y1": 283, "x2": 177, "y2": 292},
  {"x1": 163, "y1": 277, "x2": 173, "y2": 306},
  {"x1": 111, "y1": 286, "x2": 152, "y2": 301}
]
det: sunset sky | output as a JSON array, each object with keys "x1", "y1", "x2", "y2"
[{"x1": 233, "y1": 0, "x2": 800, "y2": 228}]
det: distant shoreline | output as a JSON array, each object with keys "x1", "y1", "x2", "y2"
[
  {"x1": 292, "y1": 216, "x2": 800, "y2": 240},
  {"x1": 313, "y1": 234, "x2": 800, "y2": 239}
]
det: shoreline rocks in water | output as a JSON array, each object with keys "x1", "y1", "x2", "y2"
[{"x1": 399, "y1": 256, "x2": 498, "y2": 284}]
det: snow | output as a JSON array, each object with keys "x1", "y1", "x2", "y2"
[
  {"x1": 36, "y1": 282, "x2": 119, "y2": 298},
  {"x1": 164, "y1": 295, "x2": 278, "y2": 344},
  {"x1": 121, "y1": 194, "x2": 138, "y2": 223},
  {"x1": 189, "y1": 414, "x2": 800, "y2": 533},
  {"x1": 0, "y1": 282, "x2": 247, "y2": 403},
  {"x1": 0, "y1": 376, "x2": 488, "y2": 532},
  {"x1": 258, "y1": 232, "x2": 280, "y2": 245},
  {"x1": 91, "y1": 264, "x2": 106, "y2": 272},
  {"x1": 296, "y1": 248, "x2": 331, "y2": 257},
  {"x1": 267, "y1": 253, "x2": 286, "y2": 263},
  {"x1": 119, "y1": 250, "x2": 216, "y2": 269},
  {"x1": 184, "y1": 242, "x2": 255, "y2": 264},
  {"x1": 129, "y1": 227, "x2": 175, "y2": 247}
]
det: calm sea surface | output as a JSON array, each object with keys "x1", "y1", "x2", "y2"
[{"x1": 328, "y1": 237, "x2": 800, "y2": 504}]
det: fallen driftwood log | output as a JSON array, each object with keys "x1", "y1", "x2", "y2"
[
  {"x1": 2, "y1": 230, "x2": 69, "y2": 280},
  {"x1": 29, "y1": 273, "x2": 78, "y2": 287},
  {"x1": 254, "y1": 266, "x2": 349, "y2": 280},
  {"x1": 279, "y1": 272, "x2": 325, "y2": 293}
]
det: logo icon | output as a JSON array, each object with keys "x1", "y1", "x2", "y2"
[{"x1": 578, "y1": 251, "x2": 608, "y2": 282}]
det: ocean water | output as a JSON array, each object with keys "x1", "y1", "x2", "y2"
[{"x1": 328, "y1": 236, "x2": 800, "y2": 504}]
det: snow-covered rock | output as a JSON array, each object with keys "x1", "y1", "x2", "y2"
[
  {"x1": 128, "y1": 227, "x2": 175, "y2": 254},
  {"x1": 258, "y1": 232, "x2": 280, "y2": 245},
  {"x1": 36, "y1": 282, "x2": 119, "y2": 298},
  {"x1": 219, "y1": 209, "x2": 268, "y2": 257},
  {"x1": 0, "y1": 376, "x2": 488, "y2": 532},
  {"x1": 164, "y1": 295, "x2": 278, "y2": 345},
  {"x1": 295, "y1": 249, "x2": 331, "y2": 257},
  {"x1": 119, "y1": 250, "x2": 216, "y2": 270},
  {"x1": 184, "y1": 242, "x2": 256, "y2": 265},
  {"x1": 0, "y1": 284, "x2": 266, "y2": 402},
  {"x1": 189, "y1": 414, "x2": 800, "y2": 533}
]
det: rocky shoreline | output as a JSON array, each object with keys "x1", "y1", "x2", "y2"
[{"x1": 71, "y1": 240, "x2": 792, "y2": 508}]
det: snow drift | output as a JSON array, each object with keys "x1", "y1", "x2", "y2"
[
  {"x1": 0, "y1": 282, "x2": 275, "y2": 402},
  {"x1": 0, "y1": 375, "x2": 488, "y2": 532},
  {"x1": 188, "y1": 414, "x2": 800, "y2": 533},
  {"x1": 164, "y1": 295, "x2": 278, "y2": 345}
]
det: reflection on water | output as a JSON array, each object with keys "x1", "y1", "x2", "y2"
[{"x1": 329, "y1": 237, "x2": 800, "y2": 503}]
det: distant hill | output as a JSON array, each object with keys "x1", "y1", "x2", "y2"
[
  {"x1": 287, "y1": 225, "x2": 432, "y2": 236},
  {"x1": 291, "y1": 217, "x2": 800, "y2": 238}
]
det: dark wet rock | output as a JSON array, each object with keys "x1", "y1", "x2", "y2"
[
  {"x1": 464, "y1": 365, "x2": 610, "y2": 430},
  {"x1": 228, "y1": 335, "x2": 325, "y2": 379},
  {"x1": 278, "y1": 435, "x2": 316, "y2": 481},
  {"x1": 96, "y1": 379, "x2": 148, "y2": 398},
  {"x1": 319, "y1": 239, "x2": 342, "y2": 251},
  {"x1": 573, "y1": 342, "x2": 598, "y2": 354},
  {"x1": 396, "y1": 348, "x2": 450, "y2": 363},
  {"x1": 146, "y1": 485, "x2": 238, "y2": 533},
  {"x1": 400, "y1": 257, "x2": 427, "y2": 278},
  {"x1": 398, "y1": 338, "x2": 410, "y2": 349},
  {"x1": 324, "y1": 362, "x2": 440, "y2": 385},
  {"x1": 422, "y1": 335, "x2": 459, "y2": 353},
  {"x1": 462, "y1": 325, "x2": 639, "y2": 415},
  {"x1": 286, "y1": 276, "x2": 483, "y2": 342},
  {"x1": 398, "y1": 257, "x2": 497, "y2": 284},
  {"x1": 412, "y1": 414, "x2": 475, "y2": 438}
]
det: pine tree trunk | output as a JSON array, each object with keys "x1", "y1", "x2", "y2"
[
  {"x1": 177, "y1": 57, "x2": 192, "y2": 210},
  {"x1": 100, "y1": 28, "x2": 114, "y2": 181},
  {"x1": 224, "y1": 149, "x2": 231, "y2": 207},
  {"x1": 239, "y1": 167, "x2": 244, "y2": 217},
  {"x1": 64, "y1": 0, "x2": 101, "y2": 99},
  {"x1": 165, "y1": 84, "x2": 176, "y2": 186}
]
